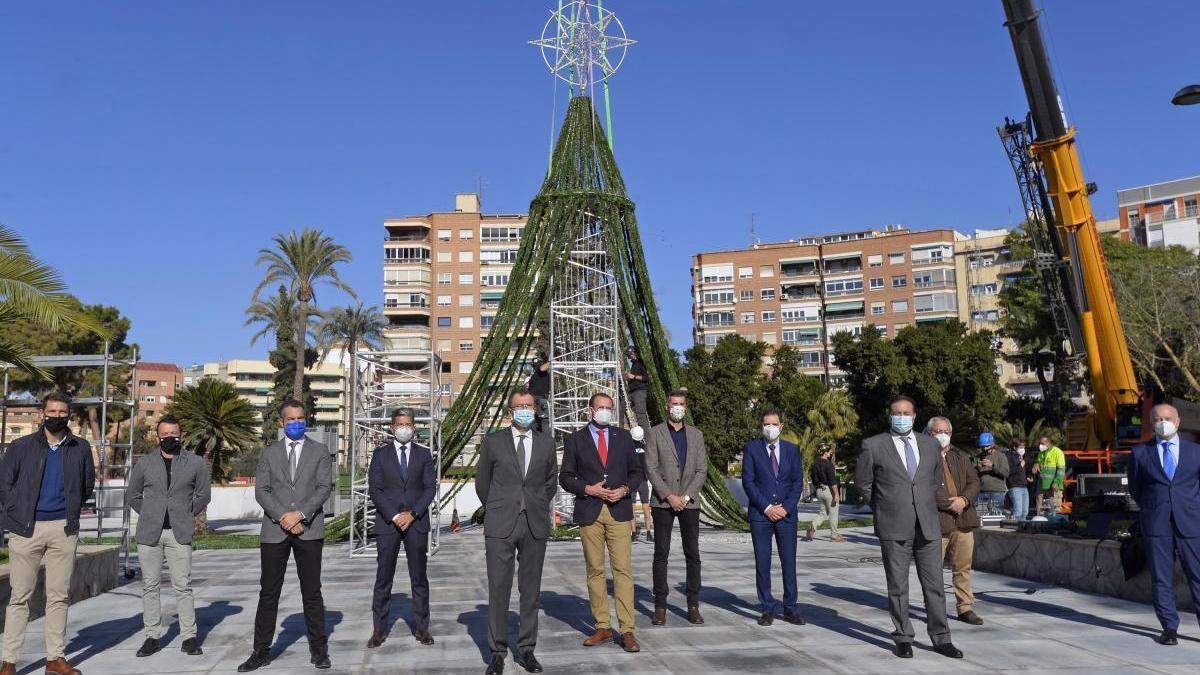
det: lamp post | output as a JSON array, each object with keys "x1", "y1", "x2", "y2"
[{"x1": 1171, "y1": 85, "x2": 1200, "y2": 106}]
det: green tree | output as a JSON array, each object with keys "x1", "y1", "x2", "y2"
[
  {"x1": 163, "y1": 377, "x2": 259, "y2": 486},
  {"x1": 757, "y1": 345, "x2": 826, "y2": 429},
  {"x1": 253, "y1": 228, "x2": 355, "y2": 401},
  {"x1": 680, "y1": 335, "x2": 766, "y2": 470},
  {"x1": 315, "y1": 302, "x2": 387, "y2": 465},
  {"x1": 804, "y1": 388, "x2": 860, "y2": 469}
]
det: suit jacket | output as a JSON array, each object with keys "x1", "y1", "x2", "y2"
[
  {"x1": 1128, "y1": 438, "x2": 1200, "y2": 538},
  {"x1": 854, "y1": 431, "x2": 947, "y2": 541},
  {"x1": 255, "y1": 436, "x2": 334, "y2": 543},
  {"x1": 741, "y1": 438, "x2": 803, "y2": 524},
  {"x1": 127, "y1": 450, "x2": 212, "y2": 545},
  {"x1": 0, "y1": 430, "x2": 94, "y2": 538},
  {"x1": 644, "y1": 423, "x2": 707, "y2": 510},
  {"x1": 560, "y1": 425, "x2": 643, "y2": 525},
  {"x1": 475, "y1": 428, "x2": 558, "y2": 540},
  {"x1": 937, "y1": 446, "x2": 980, "y2": 535},
  {"x1": 369, "y1": 441, "x2": 437, "y2": 536}
]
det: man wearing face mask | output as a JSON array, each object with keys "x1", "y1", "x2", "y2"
[
  {"x1": 926, "y1": 417, "x2": 982, "y2": 626},
  {"x1": 127, "y1": 415, "x2": 212, "y2": 658},
  {"x1": 366, "y1": 408, "x2": 437, "y2": 649},
  {"x1": 1127, "y1": 404, "x2": 1200, "y2": 646},
  {"x1": 0, "y1": 393, "x2": 94, "y2": 675},
  {"x1": 561, "y1": 393, "x2": 644, "y2": 653},
  {"x1": 629, "y1": 425, "x2": 653, "y2": 544},
  {"x1": 1005, "y1": 441, "x2": 1029, "y2": 522},
  {"x1": 644, "y1": 389, "x2": 708, "y2": 626},
  {"x1": 239, "y1": 400, "x2": 334, "y2": 672},
  {"x1": 973, "y1": 433, "x2": 1009, "y2": 517},
  {"x1": 854, "y1": 396, "x2": 961, "y2": 659},
  {"x1": 1032, "y1": 435, "x2": 1065, "y2": 516}
]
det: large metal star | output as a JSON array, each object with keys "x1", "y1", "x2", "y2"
[{"x1": 530, "y1": 1, "x2": 635, "y2": 91}]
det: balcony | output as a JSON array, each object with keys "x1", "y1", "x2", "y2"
[
  {"x1": 913, "y1": 279, "x2": 953, "y2": 290},
  {"x1": 385, "y1": 233, "x2": 429, "y2": 243},
  {"x1": 823, "y1": 262, "x2": 862, "y2": 275},
  {"x1": 823, "y1": 287, "x2": 863, "y2": 298},
  {"x1": 912, "y1": 255, "x2": 950, "y2": 267},
  {"x1": 782, "y1": 315, "x2": 821, "y2": 324},
  {"x1": 823, "y1": 311, "x2": 865, "y2": 320}
]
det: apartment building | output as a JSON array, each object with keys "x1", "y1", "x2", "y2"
[
  {"x1": 183, "y1": 359, "x2": 346, "y2": 438},
  {"x1": 134, "y1": 362, "x2": 183, "y2": 426},
  {"x1": 691, "y1": 226, "x2": 963, "y2": 384},
  {"x1": 1117, "y1": 175, "x2": 1200, "y2": 252}
]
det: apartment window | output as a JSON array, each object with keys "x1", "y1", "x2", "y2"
[
  {"x1": 458, "y1": 251, "x2": 473, "y2": 263},
  {"x1": 459, "y1": 229, "x2": 474, "y2": 240},
  {"x1": 971, "y1": 309, "x2": 1001, "y2": 322},
  {"x1": 876, "y1": 325, "x2": 889, "y2": 338},
  {"x1": 889, "y1": 252, "x2": 905, "y2": 265},
  {"x1": 700, "y1": 263, "x2": 734, "y2": 283},
  {"x1": 481, "y1": 226, "x2": 523, "y2": 242},
  {"x1": 1127, "y1": 210, "x2": 1141, "y2": 229},
  {"x1": 459, "y1": 273, "x2": 473, "y2": 285},
  {"x1": 458, "y1": 316, "x2": 474, "y2": 328},
  {"x1": 437, "y1": 340, "x2": 451, "y2": 352},
  {"x1": 738, "y1": 312, "x2": 753, "y2": 324},
  {"x1": 871, "y1": 302, "x2": 885, "y2": 316},
  {"x1": 438, "y1": 383, "x2": 452, "y2": 396},
  {"x1": 702, "y1": 311, "x2": 735, "y2": 327},
  {"x1": 759, "y1": 265, "x2": 775, "y2": 278},
  {"x1": 437, "y1": 229, "x2": 451, "y2": 241},
  {"x1": 915, "y1": 292, "x2": 958, "y2": 313},
  {"x1": 869, "y1": 277, "x2": 884, "y2": 290},
  {"x1": 459, "y1": 294, "x2": 473, "y2": 307},
  {"x1": 739, "y1": 289, "x2": 753, "y2": 301},
  {"x1": 480, "y1": 273, "x2": 510, "y2": 287},
  {"x1": 760, "y1": 288, "x2": 776, "y2": 301},
  {"x1": 703, "y1": 290, "x2": 735, "y2": 305},
  {"x1": 762, "y1": 331, "x2": 777, "y2": 345},
  {"x1": 480, "y1": 249, "x2": 519, "y2": 264},
  {"x1": 867, "y1": 254, "x2": 883, "y2": 268},
  {"x1": 824, "y1": 277, "x2": 863, "y2": 296},
  {"x1": 437, "y1": 273, "x2": 452, "y2": 285},
  {"x1": 437, "y1": 317, "x2": 451, "y2": 328},
  {"x1": 762, "y1": 310, "x2": 776, "y2": 323},
  {"x1": 385, "y1": 246, "x2": 431, "y2": 263},
  {"x1": 437, "y1": 295, "x2": 451, "y2": 307},
  {"x1": 481, "y1": 314, "x2": 496, "y2": 328},
  {"x1": 892, "y1": 299, "x2": 909, "y2": 313},
  {"x1": 892, "y1": 275, "x2": 908, "y2": 288},
  {"x1": 912, "y1": 245, "x2": 950, "y2": 265},
  {"x1": 782, "y1": 308, "x2": 819, "y2": 324},
  {"x1": 969, "y1": 283, "x2": 998, "y2": 296},
  {"x1": 436, "y1": 251, "x2": 452, "y2": 263},
  {"x1": 440, "y1": 362, "x2": 452, "y2": 374},
  {"x1": 738, "y1": 266, "x2": 753, "y2": 279},
  {"x1": 894, "y1": 324, "x2": 908, "y2": 333},
  {"x1": 1186, "y1": 197, "x2": 1198, "y2": 217},
  {"x1": 458, "y1": 361, "x2": 472, "y2": 374}
]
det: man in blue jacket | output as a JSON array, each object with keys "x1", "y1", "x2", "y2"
[
  {"x1": 741, "y1": 410, "x2": 805, "y2": 627},
  {"x1": 1127, "y1": 403, "x2": 1200, "y2": 646}
]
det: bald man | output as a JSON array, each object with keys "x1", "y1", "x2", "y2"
[{"x1": 1128, "y1": 404, "x2": 1200, "y2": 646}]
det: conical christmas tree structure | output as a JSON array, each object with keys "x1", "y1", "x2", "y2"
[{"x1": 437, "y1": 96, "x2": 748, "y2": 529}]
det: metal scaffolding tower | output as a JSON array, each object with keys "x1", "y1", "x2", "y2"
[{"x1": 347, "y1": 348, "x2": 443, "y2": 558}]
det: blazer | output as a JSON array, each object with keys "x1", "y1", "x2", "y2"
[
  {"x1": 741, "y1": 438, "x2": 803, "y2": 524},
  {"x1": 127, "y1": 450, "x2": 212, "y2": 545},
  {"x1": 475, "y1": 428, "x2": 558, "y2": 540},
  {"x1": 0, "y1": 430, "x2": 95, "y2": 538},
  {"x1": 560, "y1": 424, "x2": 644, "y2": 525},
  {"x1": 368, "y1": 440, "x2": 437, "y2": 536},
  {"x1": 644, "y1": 422, "x2": 707, "y2": 510},
  {"x1": 1128, "y1": 438, "x2": 1200, "y2": 538},
  {"x1": 255, "y1": 436, "x2": 334, "y2": 543},
  {"x1": 854, "y1": 431, "x2": 947, "y2": 541},
  {"x1": 937, "y1": 446, "x2": 980, "y2": 535}
]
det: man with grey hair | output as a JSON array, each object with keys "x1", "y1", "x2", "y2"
[{"x1": 926, "y1": 416, "x2": 982, "y2": 626}]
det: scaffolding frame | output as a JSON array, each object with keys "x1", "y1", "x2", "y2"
[{"x1": 348, "y1": 348, "x2": 443, "y2": 558}]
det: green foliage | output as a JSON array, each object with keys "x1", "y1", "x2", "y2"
[
  {"x1": 163, "y1": 376, "x2": 260, "y2": 483},
  {"x1": 324, "y1": 513, "x2": 351, "y2": 543},
  {"x1": 680, "y1": 335, "x2": 767, "y2": 471},
  {"x1": 758, "y1": 345, "x2": 826, "y2": 428},
  {"x1": 991, "y1": 417, "x2": 1062, "y2": 450},
  {"x1": 315, "y1": 303, "x2": 387, "y2": 361}
]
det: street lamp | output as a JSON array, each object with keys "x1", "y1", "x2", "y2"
[{"x1": 1171, "y1": 84, "x2": 1200, "y2": 106}]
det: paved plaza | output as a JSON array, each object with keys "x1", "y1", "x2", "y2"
[{"x1": 13, "y1": 522, "x2": 1200, "y2": 674}]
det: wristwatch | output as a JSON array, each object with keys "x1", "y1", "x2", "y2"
[{"x1": 683, "y1": 495, "x2": 693, "y2": 504}]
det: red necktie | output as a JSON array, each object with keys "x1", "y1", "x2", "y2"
[{"x1": 597, "y1": 428, "x2": 608, "y2": 467}]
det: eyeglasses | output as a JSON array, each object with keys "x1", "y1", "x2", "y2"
[{"x1": 511, "y1": 404, "x2": 536, "y2": 410}]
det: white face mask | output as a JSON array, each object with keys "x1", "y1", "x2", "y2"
[
  {"x1": 668, "y1": 405, "x2": 686, "y2": 422},
  {"x1": 1016, "y1": 447, "x2": 1026, "y2": 456},
  {"x1": 394, "y1": 426, "x2": 414, "y2": 444},
  {"x1": 933, "y1": 433, "x2": 951, "y2": 449},
  {"x1": 630, "y1": 426, "x2": 645, "y2": 442},
  {"x1": 1155, "y1": 420, "x2": 1178, "y2": 439},
  {"x1": 592, "y1": 408, "x2": 613, "y2": 426},
  {"x1": 762, "y1": 425, "x2": 781, "y2": 442},
  {"x1": 1038, "y1": 443, "x2": 1048, "y2": 452}
]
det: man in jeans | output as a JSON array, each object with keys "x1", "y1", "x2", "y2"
[
  {"x1": 973, "y1": 433, "x2": 1009, "y2": 516},
  {"x1": 0, "y1": 392, "x2": 94, "y2": 675},
  {"x1": 806, "y1": 444, "x2": 844, "y2": 542},
  {"x1": 1005, "y1": 440, "x2": 1030, "y2": 521},
  {"x1": 127, "y1": 415, "x2": 212, "y2": 657}
]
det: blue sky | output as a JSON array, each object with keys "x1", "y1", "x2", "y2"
[{"x1": 2, "y1": 1, "x2": 1198, "y2": 365}]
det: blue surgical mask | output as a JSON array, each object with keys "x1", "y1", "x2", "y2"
[
  {"x1": 513, "y1": 409, "x2": 536, "y2": 428},
  {"x1": 890, "y1": 415, "x2": 914, "y2": 435},
  {"x1": 284, "y1": 420, "x2": 307, "y2": 441}
]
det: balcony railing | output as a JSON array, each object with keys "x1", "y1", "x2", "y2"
[
  {"x1": 824, "y1": 310, "x2": 865, "y2": 320},
  {"x1": 782, "y1": 315, "x2": 821, "y2": 324},
  {"x1": 781, "y1": 268, "x2": 820, "y2": 278},
  {"x1": 782, "y1": 337, "x2": 823, "y2": 346},
  {"x1": 384, "y1": 257, "x2": 431, "y2": 265},
  {"x1": 824, "y1": 263, "x2": 863, "y2": 274},
  {"x1": 384, "y1": 300, "x2": 430, "y2": 310},
  {"x1": 823, "y1": 288, "x2": 864, "y2": 297},
  {"x1": 385, "y1": 234, "x2": 429, "y2": 242},
  {"x1": 913, "y1": 279, "x2": 953, "y2": 289},
  {"x1": 1144, "y1": 209, "x2": 1200, "y2": 225},
  {"x1": 912, "y1": 255, "x2": 950, "y2": 266}
]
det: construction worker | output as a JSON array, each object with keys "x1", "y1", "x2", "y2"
[{"x1": 1032, "y1": 435, "x2": 1066, "y2": 515}]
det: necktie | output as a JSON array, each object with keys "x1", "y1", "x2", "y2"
[
  {"x1": 902, "y1": 436, "x2": 918, "y2": 481},
  {"x1": 288, "y1": 441, "x2": 299, "y2": 481},
  {"x1": 597, "y1": 428, "x2": 608, "y2": 467},
  {"x1": 1163, "y1": 441, "x2": 1177, "y2": 480},
  {"x1": 769, "y1": 444, "x2": 779, "y2": 478},
  {"x1": 399, "y1": 444, "x2": 409, "y2": 481},
  {"x1": 516, "y1": 434, "x2": 527, "y2": 478}
]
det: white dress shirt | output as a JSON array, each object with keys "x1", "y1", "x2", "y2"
[
  {"x1": 393, "y1": 439, "x2": 410, "y2": 468},
  {"x1": 511, "y1": 426, "x2": 532, "y2": 479},
  {"x1": 890, "y1": 432, "x2": 920, "y2": 474}
]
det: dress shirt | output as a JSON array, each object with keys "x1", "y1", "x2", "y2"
[{"x1": 1156, "y1": 435, "x2": 1179, "y2": 474}]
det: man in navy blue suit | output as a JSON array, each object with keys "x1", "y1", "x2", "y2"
[
  {"x1": 1128, "y1": 403, "x2": 1200, "y2": 646},
  {"x1": 366, "y1": 408, "x2": 438, "y2": 649},
  {"x1": 741, "y1": 410, "x2": 805, "y2": 627}
]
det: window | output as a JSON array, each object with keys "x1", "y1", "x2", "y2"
[
  {"x1": 888, "y1": 252, "x2": 905, "y2": 265},
  {"x1": 915, "y1": 292, "x2": 958, "y2": 313},
  {"x1": 437, "y1": 340, "x2": 451, "y2": 352},
  {"x1": 782, "y1": 307, "x2": 819, "y2": 323},
  {"x1": 702, "y1": 290, "x2": 735, "y2": 305},
  {"x1": 876, "y1": 325, "x2": 889, "y2": 338},
  {"x1": 741, "y1": 312, "x2": 755, "y2": 324},
  {"x1": 739, "y1": 289, "x2": 753, "y2": 301},
  {"x1": 868, "y1": 254, "x2": 883, "y2": 268},
  {"x1": 385, "y1": 246, "x2": 431, "y2": 263},
  {"x1": 436, "y1": 251, "x2": 452, "y2": 263},
  {"x1": 459, "y1": 229, "x2": 474, "y2": 240},
  {"x1": 759, "y1": 265, "x2": 775, "y2": 278},
  {"x1": 458, "y1": 251, "x2": 473, "y2": 263},
  {"x1": 761, "y1": 310, "x2": 776, "y2": 323},
  {"x1": 893, "y1": 323, "x2": 907, "y2": 333},
  {"x1": 1187, "y1": 197, "x2": 1198, "y2": 217},
  {"x1": 761, "y1": 332, "x2": 777, "y2": 345},
  {"x1": 480, "y1": 249, "x2": 519, "y2": 264},
  {"x1": 437, "y1": 317, "x2": 451, "y2": 328},
  {"x1": 459, "y1": 273, "x2": 474, "y2": 285},
  {"x1": 871, "y1": 302, "x2": 885, "y2": 316},
  {"x1": 459, "y1": 361, "x2": 473, "y2": 374},
  {"x1": 459, "y1": 294, "x2": 473, "y2": 307},
  {"x1": 912, "y1": 245, "x2": 951, "y2": 265},
  {"x1": 796, "y1": 350, "x2": 822, "y2": 366},
  {"x1": 438, "y1": 383, "x2": 452, "y2": 396},
  {"x1": 760, "y1": 288, "x2": 776, "y2": 301},
  {"x1": 437, "y1": 229, "x2": 451, "y2": 241},
  {"x1": 700, "y1": 263, "x2": 734, "y2": 283},
  {"x1": 458, "y1": 316, "x2": 474, "y2": 328},
  {"x1": 824, "y1": 277, "x2": 863, "y2": 296},
  {"x1": 437, "y1": 273, "x2": 452, "y2": 285},
  {"x1": 1127, "y1": 210, "x2": 1141, "y2": 229},
  {"x1": 971, "y1": 309, "x2": 1001, "y2": 322},
  {"x1": 892, "y1": 275, "x2": 907, "y2": 288},
  {"x1": 481, "y1": 314, "x2": 496, "y2": 328},
  {"x1": 869, "y1": 277, "x2": 884, "y2": 290},
  {"x1": 385, "y1": 268, "x2": 431, "y2": 286},
  {"x1": 481, "y1": 226, "x2": 523, "y2": 242},
  {"x1": 437, "y1": 295, "x2": 451, "y2": 307},
  {"x1": 480, "y1": 273, "x2": 510, "y2": 287},
  {"x1": 701, "y1": 311, "x2": 735, "y2": 327},
  {"x1": 738, "y1": 266, "x2": 753, "y2": 279},
  {"x1": 892, "y1": 299, "x2": 909, "y2": 313},
  {"x1": 969, "y1": 283, "x2": 998, "y2": 296}
]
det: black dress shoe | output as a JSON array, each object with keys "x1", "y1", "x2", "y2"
[
  {"x1": 934, "y1": 643, "x2": 964, "y2": 659},
  {"x1": 416, "y1": 628, "x2": 435, "y2": 645},
  {"x1": 958, "y1": 610, "x2": 984, "y2": 625},
  {"x1": 783, "y1": 609, "x2": 806, "y2": 625},
  {"x1": 311, "y1": 650, "x2": 332, "y2": 669},
  {"x1": 486, "y1": 653, "x2": 505, "y2": 675},
  {"x1": 1157, "y1": 629, "x2": 1179, "y2": 646},
  {"x1": 181, "y1": 637, "x2": 203, "y2": 655},
  {"x1": 757, "y1": 611, "x2": 774, "y2": 626},
  {"x1": 515, "y1": 651, "x2": 543, "y2": 673},
  {"x1": 895, "y1": 642, "x2": 913, "y2": 658},
  {"x1": 237, "y1": 650, "x2": 272, "y2": 672},
  {"x1": 136, "y1": 637, "x2": 160, "y2": 657},
  {"x1": 367, "y1": 631, "x2": 387, "y2": 648}
]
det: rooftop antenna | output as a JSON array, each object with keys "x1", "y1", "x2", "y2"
[
  {"x1": 474, "y1": 175, "x2": 488, "y2": 205},
  {"x1": 750, "y1": 212, "x2": 760, "y2": 246}
]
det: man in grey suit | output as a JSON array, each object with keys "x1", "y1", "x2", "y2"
[
  {"x1": 644, "y1": 389, "x2": 707, "y2": 626},
  {"x1": 127, "y1": 415, "x2": 212, "y2": 658},
  {"x1": 476, "y1": 387, "x2": 558, "y2": 675},
  {"x1": 854, "y1": 396, "x2": 963, "y2": 660},
  {"x1": 238, "y1": 400, "x2": 334, "y2": 672}
]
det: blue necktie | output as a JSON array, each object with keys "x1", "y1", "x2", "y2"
[
  {"x1": 1162, "y1": 441, "x2": 1176, "y2": 481},
  {"x1": 399, "y1": 445, "x2": 409, "y2": 481},
  {"x1": 902, "y1": 437, "x2": 918, "y2": 481}
]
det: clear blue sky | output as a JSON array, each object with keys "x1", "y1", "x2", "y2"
[{"x1": 3, "y1": 1, "x2": 1198, "y2": 366}]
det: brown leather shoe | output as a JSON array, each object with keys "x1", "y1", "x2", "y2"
[
  {"x1": 44, "y1": 658, "x2": 81, "y2": 675},
  {"x1": 366, "y1": 630, "x2": 387, "y2": 648},
  {"x1": 806, "y1": 525, "x2": 816, "y2": 541},
  {"x1": 0, "y1": 662, "x2": 15, "y2": 675},
  {"x1": 687, "y1": 605, "x2": 704, "y2": 625},
  {"x1": 415, "y1": 628, "x2": 434, "y2": 645},
  {"x1": 652, "y1": 607, "x2": 666, "y2": 625},
  {"x1": 620, "y1": 632, "x2": 640, "y2": 653},
  {"x1": 582, "y1": 628, "x2": 613, "y2": 647}
]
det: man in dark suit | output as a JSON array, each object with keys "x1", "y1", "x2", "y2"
[
  {"x1": 238, "y1": 400, "x2": 334, "y2": 672},
  {"x1": 1127, "y1": 403, "x2": 1200, "y2": 646},
  {"x1": 854, "y1": 396, "x2": 962, "y2": 660},
  {"x1": 476, "y1": 387, "x2": 559, "y2": 675},
  {"x1": 741, "y1": 410, "x2": 805, "y2": 627},
  {"x1": 560, "y1": 393, "x2": 644, "y2": 653},
  {"x1": 367, "y1": 408, "x2": 438, "y2": 648}
]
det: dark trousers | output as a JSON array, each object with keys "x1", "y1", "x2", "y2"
[
  {"x1": 485, "y1": 512, "x2": 547, "y2": 657},
  {"x1": 533, "y1": 396, "x2": 550, "y2": 434},
  {"x1": 1145, "y1": 526, "x2": 1200, "y2": 631},
  {"x1": 652, "y1": 507, "x2": 701, "y2": 607},
  {"x1": 750, "y1": 517, "x2": 797, "y2": 613},
  {"x1": 252, "y1": 536, "x2": 326, "y2": 653},
  {"x1": 879, "y1": 528, "x2": 950, "y2": 646},
  {"x1": 372, "y1": 526, "x2": 430, "y2": 634},
  {"x1": 628, "y1": 389, "x2": 650, "y2": 431}
]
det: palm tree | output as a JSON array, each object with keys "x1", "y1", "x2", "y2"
[
  {"x1": 805, "y1": 389, "x2": 859, "y2": 463},
  {"x1": 163, "y1": 377, "x2": 259, "y2": 520},
  {"x1": 315, "y1": 303, "x2": 388, "y2": 466},
  {"x1": 253, "y1": 228, "x2": 356, "y2": 400},
  {"x1": 0, "y1": 224, "x2": 108, "y2": 377},
  {"x1": 244, "y1": 284, "x2": 318, "y2": 347}
]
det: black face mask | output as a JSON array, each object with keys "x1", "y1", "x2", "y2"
[
  {"x1": 44, "y1": 416, "x2": 69, "y2": 434},
  {"x1": 160, "y1": 437, "x2": 183, "y2": 454}
]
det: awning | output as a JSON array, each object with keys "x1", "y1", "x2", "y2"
[
  {"x1": 481, "y1": 291, "x2": 504, "y2": 300},
  {"x1": 779, "y1": 256, "x2": 817, "y2": 264},
  {"x1": 824, "y1": 300, "x2": 864, "y2": 311},
  {"x1": 794, "y1": 327, "x2": 821, "y2": 337},
  {"x1": 821, "y1": 251, "x2": 861, "y2": 262},
  {"x1": 916, "y1": 315, "x2": 952, "y2": 324}
]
